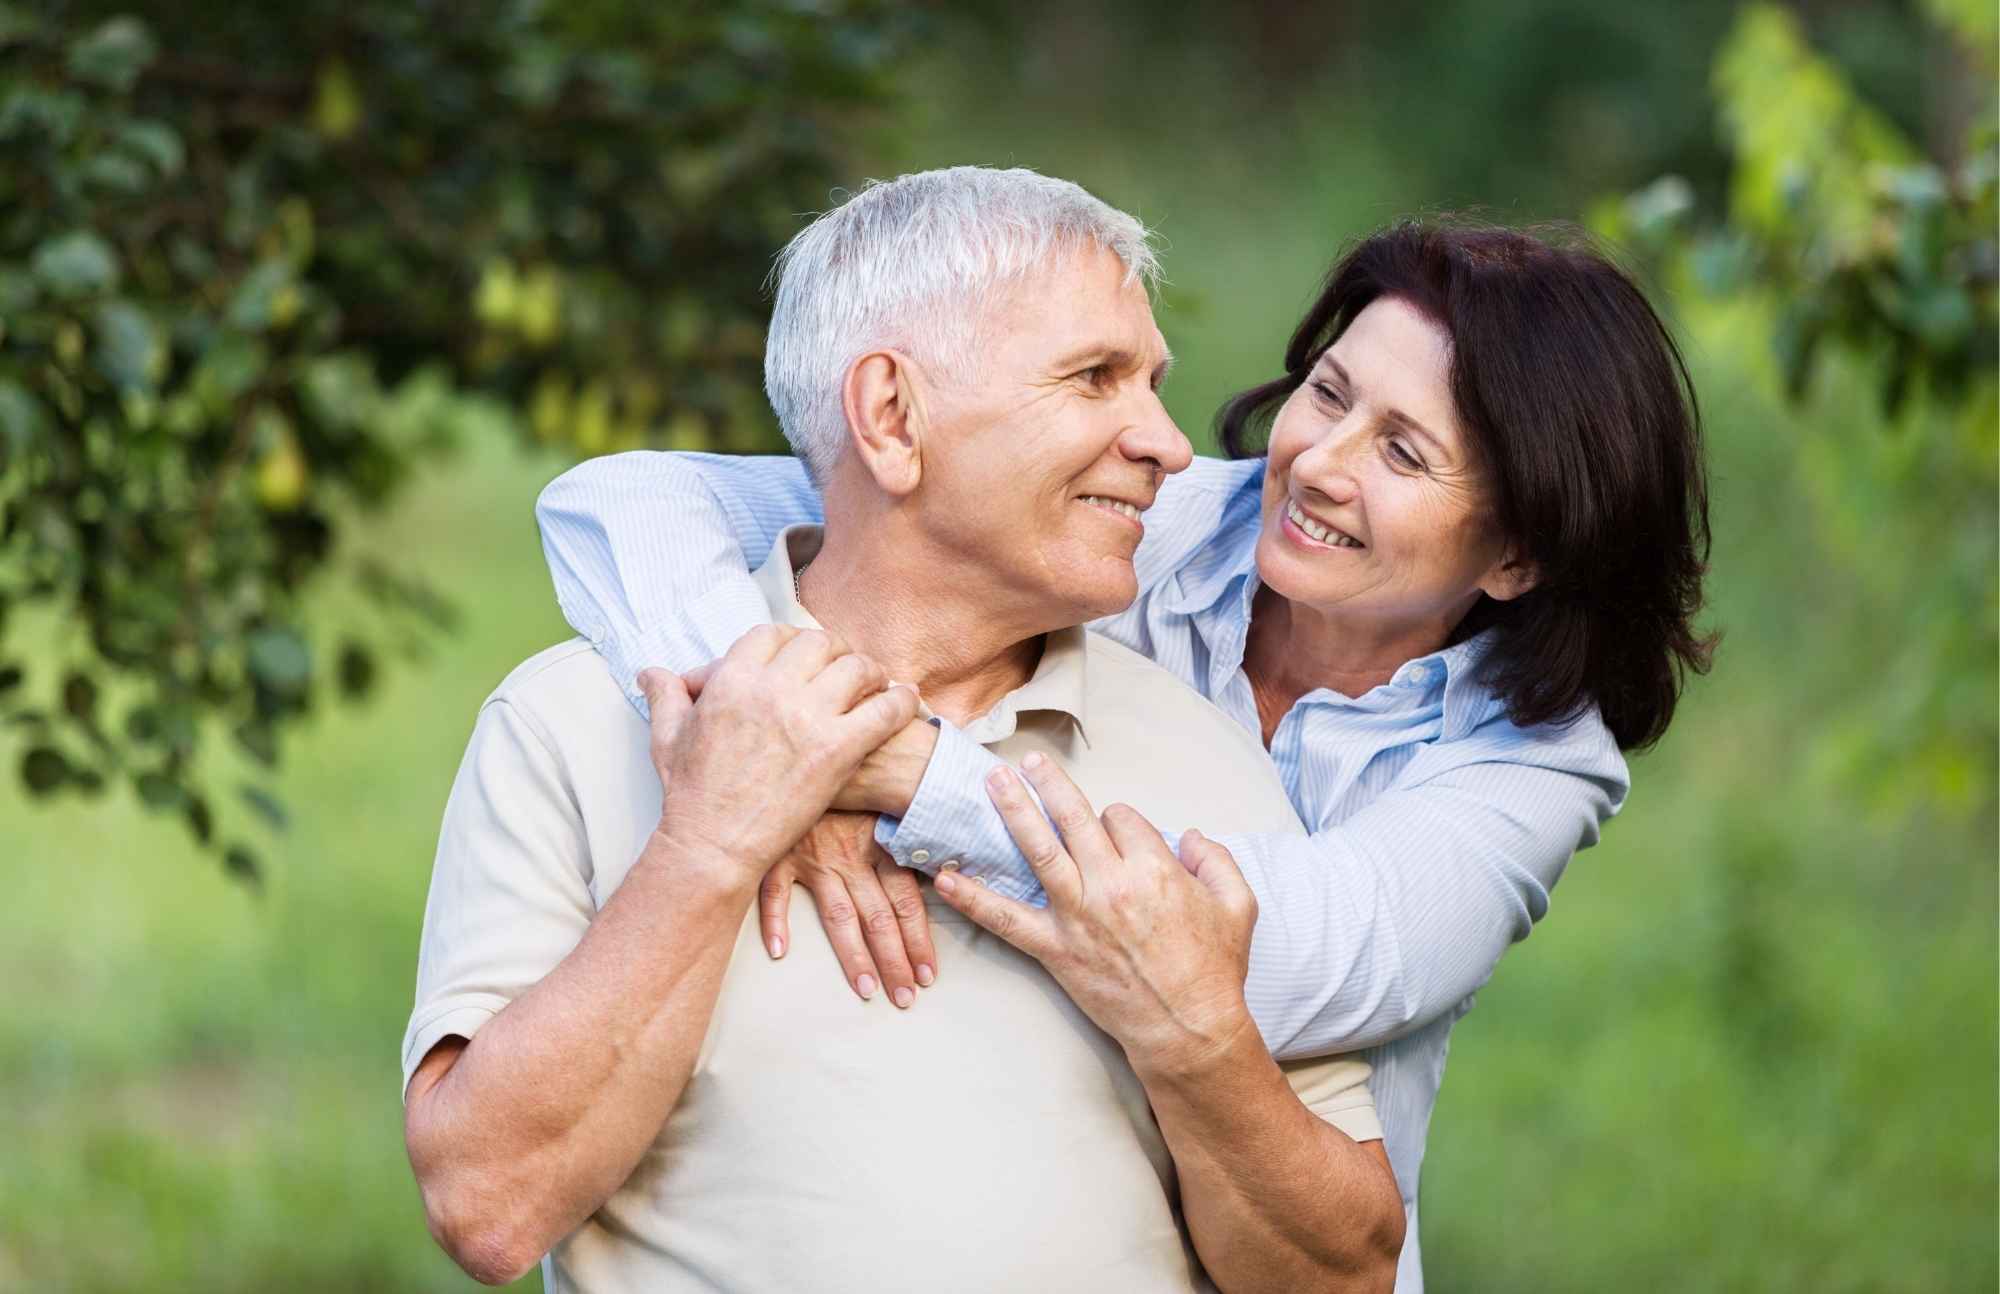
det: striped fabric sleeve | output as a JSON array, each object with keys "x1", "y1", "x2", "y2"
[
  {"x1": 535, "y1": 451, "x2": 821, "y2": 716},
  {"x1": 881, "y1": 717, "x2": 1628, "y2": 1060}
]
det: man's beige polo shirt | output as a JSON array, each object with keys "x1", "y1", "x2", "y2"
[{"x1": 403, "y1": 525, "x2": 1378, "y2": 1294}]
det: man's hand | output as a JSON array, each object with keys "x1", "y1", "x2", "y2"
[
  {"x1": 932, "y1": 751, "x2": 1260, "y2": 1076},
  {"x1": 638, "y1": 625, "x2": 919, "y2": 885},
  {"x1": 830, "y1": 716, "x2": 939, "y2": 816},
  {"x1": 758, "y1": 811, "x2": 938, "y2": 1008}
]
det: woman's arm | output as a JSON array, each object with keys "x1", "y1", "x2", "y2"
[
  {"x1": 866, "y1": 712, "x2": 1629, "y2": 1057},
  {"x1": 535, "y1": 450, "x2": 821, "y2": 713}
]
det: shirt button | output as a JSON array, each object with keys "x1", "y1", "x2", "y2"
[
  {"x1": 910, "y1": 849, "x2": 931, "y2": 865},
  {"x1": 939, "y1": 858, "x2": 961, "y2": 870}
]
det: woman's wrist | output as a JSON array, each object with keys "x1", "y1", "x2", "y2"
[{"x1": 833, "y1": 718, "x2": 937, "y2": 815}]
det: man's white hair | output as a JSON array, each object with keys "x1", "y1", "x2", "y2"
[{"x1": 763, "y1": 165, "x2": 1160, "y2": 486}]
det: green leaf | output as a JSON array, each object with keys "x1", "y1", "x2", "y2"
[
  {"x1": 115, "y1": 119, "x2": 184, "y2": 176},
  {"x1": 61, "y1": 672, "x2": 97, "y2": 722},
  {"x1": 93, "y1": 301, "x2": 165, "y2": 393},
  {"x1": 67, "y1": 16, "x2": 158, "y2": 92},
  {"x1": 0, "y1": 380, "x2": 49, "y2": 454},
  {"x1": 226, "y1": 261, "x2": 295, "y2": 332},
  {"x1": 21, "y1": 746, "x2": 68, "y2": 794},
  {"x1": 134, "y1": 770, "x2": 182, "y2": 809},
  {"x1": 78, "y1": 152, "x2": 150, "y2": 194},
  {"x1": 0, "y1": 87, "x2": 84, "y2": 143},
  {"x1": 223, "y1": 844, "x2": 262, "y2": 888},
  {"x1": 238, "y1": 783, "x2": 290, "y2": 832},
  {"x1": 31, "y1": 231, "x2": 119, "y2": 298},
  {"x1": 184, "y1": 792, "x2": 213, "y2": 844},
  {"x1": 246, "y1": 626, "x2": 312, "y2": 696}
]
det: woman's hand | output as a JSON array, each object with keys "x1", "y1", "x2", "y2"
[
  {"x1": 932, "y1": 752, "x2": 1261, "y2": 1077},
  {"x1": 759, "y1": 811, "x2": 938, "y2": 1010}
]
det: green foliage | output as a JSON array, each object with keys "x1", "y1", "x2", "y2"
[
  {"x1": 0, "y1": 1, "x2": 915, "y2": 878},
  {"x1": 1596, "y1": 2, "x2": 1998, "y2": 824}
]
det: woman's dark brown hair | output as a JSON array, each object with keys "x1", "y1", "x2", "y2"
[{"x1": 1218, "y1": 219, "x2": 1716, "y2": 751}]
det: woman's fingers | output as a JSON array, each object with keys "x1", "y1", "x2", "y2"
[
  {"x1": 984, "y1": 763, "x2": 1082, "y2": 906},
  {"x1": 758, "y1": 859, "x2": 796, "y2": 960},
  {"x1": 877, "y1": 858, "x2": 937, "y2": 988},
  {"x1": 845, "y1": 867, "x2": 921, "y2": 1009},
  {"x1": 809, "y1": 876, "x2": 883, "y2": 1002}
]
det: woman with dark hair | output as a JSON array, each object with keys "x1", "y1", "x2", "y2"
[{"x1": 533, "y1": 218, "x2": 1713, "y2": 1290}]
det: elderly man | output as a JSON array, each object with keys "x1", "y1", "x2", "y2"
[{"x1": 401, "y1": 167, "x2": 1403, "y2": 1292}]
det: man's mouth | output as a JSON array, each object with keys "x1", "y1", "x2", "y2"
[
  {"x1": 1078, "y1": 494, "x2": 1144, "y2": 524},
  {"x1": 1285, "y1": 500, "x2": 1364, "y2": 549}
]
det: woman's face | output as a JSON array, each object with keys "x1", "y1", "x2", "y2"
[{"x1": 1255, "y1": 297, "x2": 1534, "y2": 642}]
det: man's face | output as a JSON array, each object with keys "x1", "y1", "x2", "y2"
[{"x1": 912, "y1": 245, "x2": 1191, "y2": 631}]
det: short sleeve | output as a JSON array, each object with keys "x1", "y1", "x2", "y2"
[
  {"x1": 1281, "y1": 1052, "x2": 1381, "y2": 1144},
  {"x1": 400, "y1": 698, "x2": 597, "y2": 1098}
]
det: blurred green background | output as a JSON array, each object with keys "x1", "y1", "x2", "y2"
[{"x1": 2, "y1": 2, "x2": 1994, "y2": 1290}]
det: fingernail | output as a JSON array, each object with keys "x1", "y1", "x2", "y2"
[
  {"x1": 892, "y1": 986, "x2": 914, "y2": 1009},
  {"x1": 767, "y1": 936, "x2": 784, "y2": 959},
  {"x1": 1022, "y1": 751, "x2": 1045, "y2": 770},
  {"x1": 856, "y1": 973, "x2": 877, "y2": 999},
  {"x1": 916, "y1": 963, "x2": 935, "y2": 986},
  {"x1": 987, "y1": 766, "x2": 1011, "y2": 789},
  {"x1": 973, "y1": 875, "x2": 989, "y2": 888},
  {"x1": 935, "y1": 872, "x2": 958, "y2": 895}
]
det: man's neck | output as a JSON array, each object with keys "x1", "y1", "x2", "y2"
[{"x1": 795, "y1": 524, "x2": 1049, "y2": 728}]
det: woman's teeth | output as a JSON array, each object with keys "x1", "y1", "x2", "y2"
[
  {"x1": 1287, "y1": 500, "x2": 1362, "y2": 548},
  {"x1": 1079, "y1": 495, "x2": 1142, "y2": 522}
]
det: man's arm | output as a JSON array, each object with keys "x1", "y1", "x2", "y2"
[
  {"x1": 933, "y1": 763, "x2": 1403, "y2": 1291},
  {"x1": 403, "y1": 629, "x2": 917, "y2": 1285},
  {"x1": 405, "y1": 825, "x2": 759, "y2": 1285},
  {"x1": 1137, "y1": 1028, "x2": 1403, "y2": 1293}
]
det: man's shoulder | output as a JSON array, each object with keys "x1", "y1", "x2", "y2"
[
  {"x1": 1080, "y1": 631, "x2": 1263, "y2": 758},
  {"x1": 484, "y1": 638, "x2": 638, "y2": 732}
]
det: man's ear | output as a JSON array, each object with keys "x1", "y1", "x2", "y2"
[
  {"x1": 841, "y1": 349, "x2": 924, "y2": 497},
  {"x1": 1478, "y1": 544, "x2": 1541, "y2": 602}
]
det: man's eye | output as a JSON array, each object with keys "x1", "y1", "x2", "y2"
[{"x1": 1077, "y1": 364, "x2": 1112, "y2": 388}]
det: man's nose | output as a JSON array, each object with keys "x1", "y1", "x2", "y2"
[{"x1": 1119, "y1": 393, "x2": 1194, "y2": 479}]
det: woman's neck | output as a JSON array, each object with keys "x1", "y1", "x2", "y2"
[{"x1": 1240, "y1": 584, "x2": 1459, "y2": 741}]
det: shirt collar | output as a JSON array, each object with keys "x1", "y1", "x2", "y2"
[{"x1": 751, "y1": 524, "x2": 1090, "y2": 744}]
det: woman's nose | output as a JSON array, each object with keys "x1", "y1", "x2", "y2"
[{"x1": 1294, "y1": 424, "x2": 1363, "y2": 503}]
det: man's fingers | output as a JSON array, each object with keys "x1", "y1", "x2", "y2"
[
  {"x1": 878, "y1": 858, "x2": 938, "y2": 988},
  {"x1": 681, "y1": 660, "x2": 720, "y2": 698},
  {"x1": 1178, "y1": 829, "x2": 1256, "y2": 918},
  {"x1": 841, "y1": 684, "x2": 921, "y2": 755},
  {"x1": 1016, "y1": 751, "x2": 1115, "y2": 869},
  {"x1": 811, "y1": 651, "x2": 889, "y2": 713},
  {"x1": 636, "y1": 668, "x2": 693, "y2": 757},
  {"x1": 724, "y1": 623, "x2": 796, "y2": 667},
  {"x1": 771, "y1": 627, "x2": 843, "y2": 681},
  {"x1": 809, "y1": 877, "x2": 882, "y2": 1002},
  {"x1": 932, "y1": 870, "x2": 1054, "y2": 962},
  {"x1": 846, "y1": 868, "x2": 920, "y2": 1010},
  {"x1": 983, "y1": 764, "x2": 1081, "y2": 907},
  {"x1": 758, "y1": 861, "x2": 795, "y2": 960},
  {"x1": 1100, "y1": 801, "x2": 1172, "y2": 867}
]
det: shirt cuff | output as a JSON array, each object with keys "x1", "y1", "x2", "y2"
[{"x1": 873, "y1": 720, "x2": 1047, "y2": 907}]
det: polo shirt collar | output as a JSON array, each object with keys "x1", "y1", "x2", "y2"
[{"x1": 751, "y1": 525, "x2": 1090, "y2": 745}]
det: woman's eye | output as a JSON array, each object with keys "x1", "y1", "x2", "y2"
[
  {"x1": 1388, "y1": 440, "x2": 1425, "y2": 471},
  {"x1": 1312, "y1": 381, "x2": 1347, "y2": 409}
]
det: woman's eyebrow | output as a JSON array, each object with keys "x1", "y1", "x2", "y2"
[{"x1": 1324, "y1": 356, "x2": 1448, "y2": 457}]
